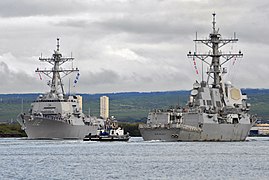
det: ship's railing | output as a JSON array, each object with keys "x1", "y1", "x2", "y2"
[
  {"x1": 33, "y1": 114, "x2": 67, "y2": 123},
  {"x1": 34, "y1": 99, "x2": 68, "y2": 102},
  {"x1": 176, "y1": 124, "x2": 202, "y2": 132},
  {"x1": 139, "y1": 123, "x2": 170, "y2": 129},
  {"x1": 139, "y1": 123, "x2": 202, "y2": 133},
  {"x1": 17, "y1": 113, "x2": 26, "y2": 129}
]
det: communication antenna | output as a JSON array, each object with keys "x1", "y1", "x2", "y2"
[
  {"x1": 36, "y1": 38, "x2": 78, "y2": 95},
  {"x1": 57, "y1": 38, "x2": 60, "y2": 51},
  {"x1": 187, "y1": 13, "x2": 243, "y2": 88},
  {"x1": 68, "y1": 78, "x2": 71, "y2": 95},
  {"x1": 212, "y1": 12, "x2": 216, "y2": 33}
]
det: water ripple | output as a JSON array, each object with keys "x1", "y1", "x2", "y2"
[{"x1": 1, "y1": 137, "x2": 269, "y2": 180}]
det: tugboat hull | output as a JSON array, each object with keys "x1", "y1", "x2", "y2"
[{"x1": 83, "y1": 135, "x2": 130, "y2": 142}]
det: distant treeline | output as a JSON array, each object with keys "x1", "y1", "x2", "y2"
[
  {"x1": 0, "y1": 123, "x2": 26, "y2": 137},
  {"x1": 0, "y1": 89, "x2": 269, "y2": 123}
]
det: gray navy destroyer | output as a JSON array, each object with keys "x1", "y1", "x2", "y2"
[
  {"x1": 17, "y1": 39, "x2": 104, "y2": 139},
  {"x1": 139, "y1": 13, "x2": 257, "y2": 141}
]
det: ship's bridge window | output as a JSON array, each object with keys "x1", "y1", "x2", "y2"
[
  {"x1": 44, "y1": 107, "x2": 56, "y2": 109},
  {"x1": 170, "y1": 115, "x2": 175, "y2": 121},
  {"x1": 216, "y1": 101, "x2": 221, "y2": 107},
  {"x1": 233, "y1": 118, "x2": 239, "y2": 124},
  {"x1": 206, "y1": 100, "x2": 212, "y2": 106}
]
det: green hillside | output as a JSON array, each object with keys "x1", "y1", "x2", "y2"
[
  {"x1": 0, "y1": 89, "x2": 268, "y2": 123},
  {"x1": 0, "y1": 123, "x2": 26, "y2": 137}
]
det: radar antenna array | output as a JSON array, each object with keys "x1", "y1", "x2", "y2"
[
  {"x1": 36, "y1": 38, "x2": 79, "y2": 95},
  {"x1": 187, "y1": 13, "x2": 243, "y2": 88}
]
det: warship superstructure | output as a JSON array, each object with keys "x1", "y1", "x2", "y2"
[
  {"x1": 17, "y1": 39, "x2": 104, "y2": 139},
  {"x1": 139, "y1": 13, "x2": 257, "y2": 141}
]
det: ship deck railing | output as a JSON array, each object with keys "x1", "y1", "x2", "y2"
[
  {"x1": 139, "y1": 123, "x2": 202, "y2": 133},
  {"x1": 34, "y1": 114, "x2": 68, "y2": 123}
]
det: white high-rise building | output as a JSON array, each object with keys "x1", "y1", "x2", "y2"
[{"x1": 100, "y1": 96, "x2": 109, "y2": 119}]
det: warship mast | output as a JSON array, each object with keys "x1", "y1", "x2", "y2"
[
  {"x1": 139, "y1": 13, "x2": 256, "y2": 142},
  {"x1": 188, "y1": 13, "x2": 243, "y2": 88},
  {"x1": 36, "y1": 38, "x2": 79, "y2": 96}
]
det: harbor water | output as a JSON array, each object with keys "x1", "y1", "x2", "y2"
[{"x1": 1, "y1": 137, "x2": 269, "y2": 180}]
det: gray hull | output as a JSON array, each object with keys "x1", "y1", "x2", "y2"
[
  {"x1": 21, "y1": 116, "x2": 98, "y2": 139},
  {"x1": 140, "y1": 123, "x2": 252, "y2": 142},
  {"x1": 139, "y1": 14, "x2": 257, "y2": 142}
]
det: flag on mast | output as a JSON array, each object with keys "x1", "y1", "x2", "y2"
[
  {"x1": 73, "y1": 72, "x2": 80, "y2": 87},
  {"x1": 38, "y1": 73, "x2": 42, "y2": 80},
  {"x1": 193, "y1": 56, "x2": 199, "y2": 75}
]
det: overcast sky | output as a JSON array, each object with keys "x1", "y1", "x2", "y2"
[{"x1": 0, "y1": 0, "x2": 268, "y2": 94}]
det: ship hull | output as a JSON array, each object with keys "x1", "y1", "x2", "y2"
[
  {"x1": 83, "y1": 135, "x2": 130, "y2": 142},
  {"x1": 19, "y1": 115, "x2": 99, "y2": 139},
  {"x1": 139, "y1": 123, "x2": 253, "y2": 142}
]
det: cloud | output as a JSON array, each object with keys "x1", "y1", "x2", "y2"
[
  {"x1": 82, "y1": 69, "x2": 120, "y2": 85},
  {"x1": 0, "y1": 0, "x2": 268, "y2": 94},
  {"x1": 0, "y1": 0, "x2": 88, "y2": 17},
  {"x1": 0, "y1": 61, "x2": 45, "y2": 93}
]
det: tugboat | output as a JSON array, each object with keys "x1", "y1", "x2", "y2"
[
  {"x1": 249, "y1": 121, "x2": 269, "y2": 137},
  {"x1": 83, "y1": 117, "x2": 130, "y2": 141},
  {"x1": 139, "y1": 13, "x2": 257, "y2": 141},
  {"x1": 17, "y1": 39, "x2": 104, "y2": 139}
]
